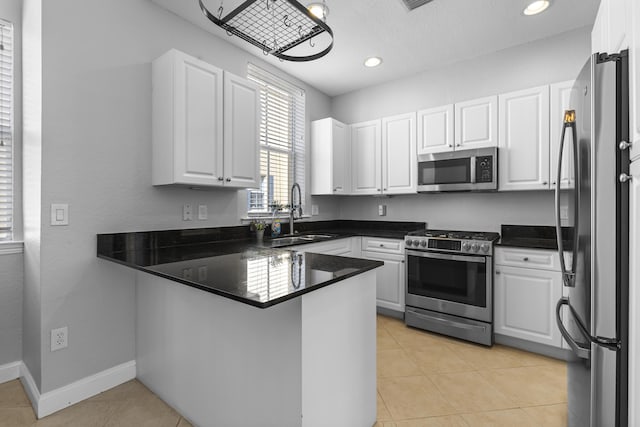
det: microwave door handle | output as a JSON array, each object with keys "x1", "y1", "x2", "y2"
[{"x1": 470, "y1": 157, "x2": 476, "y2": 183}]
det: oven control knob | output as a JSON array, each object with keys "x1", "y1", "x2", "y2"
[
  {"x1": 471, "y1": 243, "x2": 480, "y2": 253},
  {"x1": 462, "y1": 242, "x2": 471, "y2": 252},
  {"x1": 480, "y1": 243, "x2": 490, "y2": 253},
  {"x1": 405, "y1": 239, "x2": 413, "y2": 246},
  {"x1": 420, "y1": 240, "x2": 427, "y2": 247},
  {"x1": 412, "y1": 240, "x2": 421, "y2": 247}
]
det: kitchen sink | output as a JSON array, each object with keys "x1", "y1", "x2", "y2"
[{"x1": 268, "y1": 233, "x2": 338, "y2": 247}]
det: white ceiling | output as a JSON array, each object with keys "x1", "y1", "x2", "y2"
[{"x1": 150, "y1": 0, "x2": 600, "y2": 97}]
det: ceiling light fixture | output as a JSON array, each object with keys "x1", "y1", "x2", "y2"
[
  {"x1": 307, "y1": 1, "x2": 329, "y2": 21},
  {"x1": 523, "y1": 0, "x2": 550, "y2": 16},
  {"x1": 364, "y1": 57, "x2": 383, "y2": 68}
]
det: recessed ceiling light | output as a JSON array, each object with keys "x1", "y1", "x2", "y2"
[
  {"x1": 364, "y1": 57, "x2": 383, "y2": 68},
  {"x1": 307, "y1": 2, "x2": 329, "y2": 21},
  {"x1": 523, "y1": 0, "x2": 550, "y2": 16}
]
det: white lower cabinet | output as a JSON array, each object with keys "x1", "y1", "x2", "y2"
[
  {"x1": 494, "y1": 247, "x2": 564, "y2": 348},
  {"x1": 360, "y1": 237, "x2": 405, "y2": 313}
]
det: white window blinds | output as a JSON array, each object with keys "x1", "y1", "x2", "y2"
[
  {"x1": 0, "y1": 21, "x2": 13, "y2": 241},
  {"x1": 247, "y1": 63, "x2": 305, "y2": 214}
]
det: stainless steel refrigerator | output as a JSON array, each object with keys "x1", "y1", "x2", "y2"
[{"x1": 555, "y1": 51, "x2": 630, "y2": 427}]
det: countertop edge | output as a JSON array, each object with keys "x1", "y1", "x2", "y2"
[{"x1": 98, "y1": 252, "x2": 384, "y2": 309}]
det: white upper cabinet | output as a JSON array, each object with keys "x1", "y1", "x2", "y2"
[
  {"x1": 223, "y1": 72, "x2": 260, "y2": 188},
  {"x1": 152, "y1": 49, "x2": 259, "y2": 188},
  {"x1": 454, "y1": 95, "x2": 499, "y2": 150},
  {"x1": 382, "y1": 113, "x2": 417, "y2": 194},
  {"x1": 153, "y1": 49, "x2": 224, "y2": 187},
  {"x1": 351, "y1": 120, "x2": 383, "y2": 195},
  {"x1": 311, "y1": 118, "x2": 351, "y2": 195},
  {"x1": 550, "y1": 81, "x2": 575, "y2": 190},
  {"x1": 417, "y1": 105, "x2": 454, "y2": 155},
  {"x1": 498, "y1": 86, "x2": 550, "y2": 191}
]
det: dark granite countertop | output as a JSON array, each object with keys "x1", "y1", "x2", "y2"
[
  {"x1": 97, "y1": 220, "x2": 424, "y2": 308},
  {"x1": 497, "y1": 225, "x2": 573, "y2": 250}
]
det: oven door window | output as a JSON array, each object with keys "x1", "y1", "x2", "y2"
[
  {"x1": 407, "y1": 253, "x2": 487, "y2": 307},
  {"x1": 418, "y1": 158, "x2": 471, "y2": 186}
]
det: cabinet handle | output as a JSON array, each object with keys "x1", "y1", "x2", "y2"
[
  {"x1": 226, "y1": 178, "x2": 231, "y2": 182},
  {"x1": 448, "y1": 144, "x2": 453, "y2": 148},
  {"x1": 379, "y1": 244, "x2": 384, "y2": 247},
  {"x1": 218, "y1": 176, "x2": 224, "y2": 181},
  {"x1": 495, "y1": 270, "x2": 501, "y2": 275},
  {"x1": 456, "y1": 144, "x2": 461, "y2": 147},
  {"x1": 542, "y1": 181, "x2": 548, "y2": 186},
  {"x1": 552, "y1": 181, "x2": 556, "y2": 185},
  {"x1": 619, "y1": 140, "x2": 632, "y2": 151},
  {"x1": 383, "y1": 188, "x2": 387, "y2": 191},
  {"x1": 619, "y1": 173, "x2": 632, "y2": 183},
  {"x1": 523, "y1": 257, "x2": 529, "y2": 261}
]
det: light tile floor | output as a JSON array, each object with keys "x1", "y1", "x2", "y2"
[{"x1": 0, "y1": 315, "x2": 567, "y2": 427}]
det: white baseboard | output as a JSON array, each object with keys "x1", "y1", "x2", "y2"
[
  {"x1": 19, "y1": 360, "x2": 136, "y2": 419},
  {"x1": 0, "y1": 361, "x2": 22, "y2": 384}
]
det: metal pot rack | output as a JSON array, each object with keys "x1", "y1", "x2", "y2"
[{"x1": 198, "y1": 0, "x2": 334, "y2": 62}]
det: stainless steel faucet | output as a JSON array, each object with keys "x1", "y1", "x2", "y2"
[{"x1": 289, "y1": 183, "x2": 302, "y2": 235}]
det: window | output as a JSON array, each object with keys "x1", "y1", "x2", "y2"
[
  {"x1": 246, "y1": 63, "x2": 305, "y2": 214},
  {"x1": 0, "y1": 21, "x2": 13, "y2": 241}
]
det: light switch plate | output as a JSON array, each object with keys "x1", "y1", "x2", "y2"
[
  {"x1": 50, "y1": 204, "x2": 69, "y2": 226},
  {"x1": 311, "y1": 205, "x2": 319, "y2": 216},
  {"x1": 198, "y1": 205, "x2": 208, "y2": 220}
]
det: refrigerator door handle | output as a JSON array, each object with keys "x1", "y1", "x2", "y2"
[
  {"x1": 556, "y1": 297, "x2": 591, "y2": 359},
  {"x1": 556, "y1": 297, "x2": 620, "y2": 358},
  {"x1": 554, "y1": 110, "x2": 580, "y2": 287}
]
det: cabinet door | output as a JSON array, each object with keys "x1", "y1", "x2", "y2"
[
  {"x1": 362, "y1": 250, "x2": 405, "y2": 313},
  {"x1": 170, "y1": 51, "x2": 224, "y2": 186},
  {"x1": 494, "y1": 265, "x2": 563, "y2": 348},
  {"x1": 498, "y1": 86, "x2": 550, "y2": 191},
  {"x1": 382, "y1": 113, "x2": 417, "y2": 195},
  {"x1": 592, "y1": 0, "x2": 608, "y2": 54},
  {"x1": 223, "y1": 72, "x2": 260, "y2": 188},
  {"x1": 454, "y1": 95, "x2": 498, "y2": 150},
  {"x1": 332, "y1": 120, "x2": 350, "y2": 194},
  {"x1": 417, "y1": 105, "x2": 454, "y2": 155},
  {"x1": 351, "y1": 120, "x2": 382, "y2": 195},
  {"x1": 550, "y1": 81, "x2": 575, "y2": 190},
  {"x1": 311, "y1": 118, "x2": 350, "y2": 195},
  {"x1": 631, "y1": 0, "x2": 640, "y2": 162},
  {"x1": 629, "y1": 160, "x2": 640, "y2": 425},
  {"x1": 608, "y1": 0, "x2": 630, "y2": 53},
  {"x1": 311, "y1": 118, "x2": 335, "y2": 195}
]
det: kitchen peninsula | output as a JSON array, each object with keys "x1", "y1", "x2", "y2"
[{"x1": 97, "y1": 225, "x2": 388, "y2": 427}]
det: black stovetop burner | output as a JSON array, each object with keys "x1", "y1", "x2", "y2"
[{"x1": 408, "y1": 229, "x2": 501, "y2": 242}]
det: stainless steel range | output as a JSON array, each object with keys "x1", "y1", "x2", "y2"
[{"x1": 404, "y1": 229, "x2": 500, "y2": 346}]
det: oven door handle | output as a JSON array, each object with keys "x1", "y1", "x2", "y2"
[
  {"x1": 408, "y1": 309, "x2": 488, "y2": 332},
  {"x1": 405, "y1": 249, "x2": 486, "y2": 263}
]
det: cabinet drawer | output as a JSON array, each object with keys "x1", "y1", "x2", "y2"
[
  {"x1": 361, "y1": 237, "x2": 404, "y2": 254},
  {"x1": 495, "y1": 247, "x2": 572, "y2": 271}
]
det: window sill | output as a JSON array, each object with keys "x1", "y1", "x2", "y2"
[
  {"x1": 240, "y1": 215, "x2": 313, "y2": 224},
  {"x1": 0, "y1": 241, "x2": 24, "y2": 255}
]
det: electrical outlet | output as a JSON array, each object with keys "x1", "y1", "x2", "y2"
[
  {"x1": 198, "y1": 204, "x2": 208, "y2": 220},
  {"x1": 378, "y1": 204, "x2": 387, "y2": 216},
  {"x1": 311, "y1": 205, "x2": 319, "y2": 216},
  {"x1": 51, "y1": 326, "x2": 68, "y2": 352},
  {"x1": 183, "y1": 204, "x2": 193, "y2": 221}
]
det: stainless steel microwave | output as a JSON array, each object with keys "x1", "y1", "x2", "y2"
[{"x1": 417, "y1": 147, "x2": 498, "y2": 192}]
